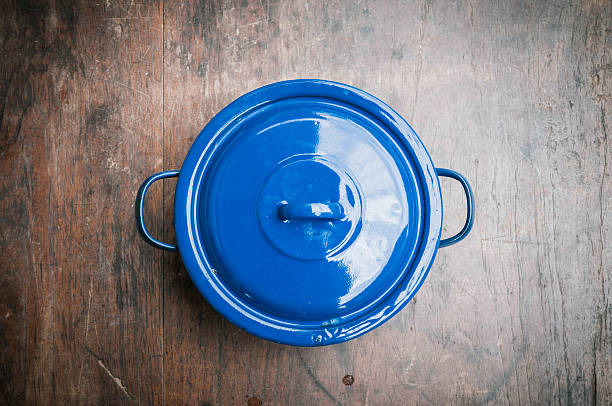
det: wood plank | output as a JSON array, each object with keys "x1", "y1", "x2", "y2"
[
  {"x1": 162, "y1": 0, "x2": 611, "y2": 404},
  {"x1": 0, "y1": 0, "x2": 164, "y2": 403}
]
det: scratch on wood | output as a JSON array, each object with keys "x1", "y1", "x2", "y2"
[
  {"x1": 85, "y1": 347, "x2": 134, "y2": 400},
  {"x1": 104, "y1": 17, "x2": 153, "y2": 20},
  {"x1": 84, "y1": 279, "x2": 93, "y2": 341},
  {"x1": 77, "y1": 279, "x2": 94, "y2": 393},
  {"x1": 411, "y1": 0, "x2": 429, "y2": 122},
  {"x1": 96, "y1": 359, "x2": 134, "y2": 400},
  {"x1": 481, "y1": 237, "x2": 553, "y2": 247},
  {"x1": 598, "y1": 105, "x2": 608, "y2": 283},
  {"x1": 95, "y1": 358, "x2": 134, "y2": 400},
  {"x1": 115, "y1": 81, "x2": 150, "y2": 98}
]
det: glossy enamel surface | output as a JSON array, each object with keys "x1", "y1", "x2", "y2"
[
  {"x1": 173, "y1": 80, "x2": 444, "y2": 346},
  {"x1": 201, "y1": 98, "x2": 422, "y2": 322}
]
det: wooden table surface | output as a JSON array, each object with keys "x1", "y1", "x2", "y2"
[{"x1": 1, "y1": 0, "x2": 610, "y2": 404}]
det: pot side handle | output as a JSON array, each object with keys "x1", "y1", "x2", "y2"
[
  {"x1": 135, "y1": 170, "x2": 180, "y2": 251},
  {"x1": 436, "y1": 168, "x2": 474, "y2": 248}
]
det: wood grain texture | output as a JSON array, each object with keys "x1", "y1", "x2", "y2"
[
  {"x1": 0, "y1": 0, "x2": 164, "y2": 404},
  {"x1": 1, "y1": 0, "x2": 610, "y2": 404}
]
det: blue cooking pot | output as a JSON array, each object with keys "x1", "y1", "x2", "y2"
[{"x1": 136, "y1": 80, "x2": 474, "y2": 346}]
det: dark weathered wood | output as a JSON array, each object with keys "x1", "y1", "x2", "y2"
[
  {"x1": 0, "y1": 0, "x2": 164, "y2": 404},
  {"x1": 1, "y1": 0, "x2": 610, "y2": 404}
]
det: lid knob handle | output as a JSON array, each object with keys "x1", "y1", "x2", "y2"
[{"x1": 278, "y1": 202, "x2": 346, "y2": 221}]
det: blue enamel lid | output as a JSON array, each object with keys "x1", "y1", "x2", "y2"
[{"x1": 174, "y1": 80, "x2": 443, "y2": 346}]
